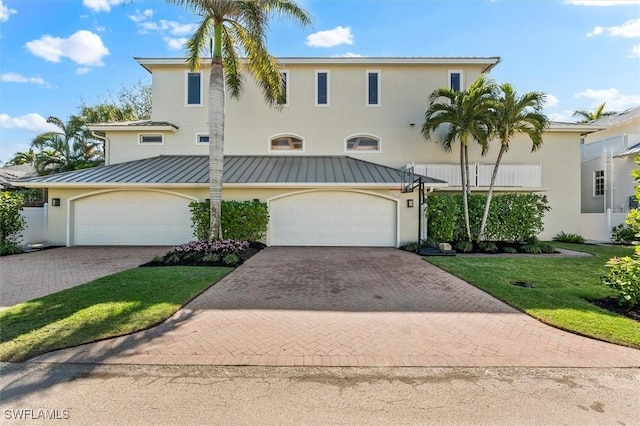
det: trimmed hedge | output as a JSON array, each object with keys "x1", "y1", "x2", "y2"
[
  {"x1": 426, "y1": 193, "x2": 550, "y2": 243},
  {"x1": 189, "y1": 200, "x2": 269, "y2": 241}
]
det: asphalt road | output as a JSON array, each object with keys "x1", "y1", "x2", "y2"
[{"x1": 1, "y1": 363, "x2": 638, "y2": 425}]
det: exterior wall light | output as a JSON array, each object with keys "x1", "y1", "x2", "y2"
[
  {"x1": 52, "y1": 198, "x2": 61, "y2": 207},
  {"x1": 407, "y1": 199, "x2": 414, "y2": 208}
]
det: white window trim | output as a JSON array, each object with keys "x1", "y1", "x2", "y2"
[
  {"x1": 185, "y1": 71, "x2": 203, "y2": 107},
  {"x1": 268, "y1": 133, "x2": 305, "y2": 153},
  {"x1": 593, "y1": 170, "x2": 605, "y2": 197},
  {"x1": 344, "y1": 134, "x2": 382, "y2": 153},
  {"x1": 138, "y1": 133, "x2": 164, "y2": 145},
  {"x1": 365, "y1": 70, "x2": 381, "y2": 107},
  {"x1": 448, "y1": 70, "x2": 464, "y2": 92},
  {"x1": 196, "y1": 133, "x2": 209, "y2": 145},
  {"x1": 278, "y1": 70, "x2": 290, "y2": 107},
  {"x1": 315, "y1": 70, "x2": 330, "y2": 107}
]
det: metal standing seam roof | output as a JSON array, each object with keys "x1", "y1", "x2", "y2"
[
  {"x1": 15, "y1": 155, "x2": 446, "y2": 185},
  {"x1": 614, "y1": 142, "x2": 640, "y2": 158}
]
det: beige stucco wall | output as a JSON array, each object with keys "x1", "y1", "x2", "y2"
[{"x1": 110, "y1": 61, "x2": 488, "y2": 166}]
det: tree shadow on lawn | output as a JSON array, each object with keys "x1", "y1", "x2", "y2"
[{"x1": 0, "y1": 307, "x2": 196, "y2": 404}]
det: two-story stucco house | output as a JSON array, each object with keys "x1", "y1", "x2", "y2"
[{"x1": 18, "y1": 56, "x2": 599, "y2": 247}]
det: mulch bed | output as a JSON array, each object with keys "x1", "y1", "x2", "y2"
[{"x1": 593, "y1": 298, "x2": 640, "y2": 322}]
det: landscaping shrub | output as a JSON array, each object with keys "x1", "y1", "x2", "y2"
[
  {"x1": 611, "y1": 224, "x2": 636, "y2": 245},
  {"x1": 426, "y1": 193, "x2": 549, "y2": 244},
  {"x1": 553, "y1": 231, "x2": 585, "y2": 244},
  {"x1": 602, "y1": 256, "x2": 640, "y2": 308},
  {"x1": 455, "y1": 240, "x2": 474, "y2": 253},
  {"x1": 147, "y1": 239, "x2": 252, "y2": 267},
  {"x1": 0, "y1": 192, "x2": 25, "y2": 255},
  {"x1": 602, "y1": 154, "x2": 640, "y2": 308},
  {"x1": 478, "y1": 241, "x2": 498, "y2": 253},
  {"x1": 425, "y1": 194, "x2": 459, "y2": 243},
  {"x1": 190, "y1": 200, "x2": 269, "y2": 241}
]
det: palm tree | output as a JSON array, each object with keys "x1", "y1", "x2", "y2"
[
  {"x1": 169, "y1": 0, "x2": 312, "y2": 240},
  {"x1": 423, "y1": 76, "x2": 496, "y2": 242},
  {"x1": 477, "y1": 84, "x2": 548, "y2": 243},
  {"x1": 573, "y1": 102, "x2": 616, "y2": 123},
  {"x1": 31, "y1": 116, "x2": 102, "y2": 175},
  {"x1": 5, "y1": 148, "x2": 37, "y2": 166}
]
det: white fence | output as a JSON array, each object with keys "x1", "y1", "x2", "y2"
[
  {"x1": 411, "y1": 163, "x2": 541, "y2": 188},
  {"x1": 20, "y1": 205, "x2": 47, "y2": 244},
  {"x1": 580, "y1": 211, "x2": 628, "y2": 242}
]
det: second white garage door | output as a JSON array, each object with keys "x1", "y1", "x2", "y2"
[
  {"x1": 73, "y1": 191, "x2": 194, "y2": 246},
  {"x1": 269, "y1": 191, "x2": 397, "y2": 247}
]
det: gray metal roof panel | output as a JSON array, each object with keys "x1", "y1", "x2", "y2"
[{"x1": 16, "y1": 155, "x2": 446, "y2": 185}]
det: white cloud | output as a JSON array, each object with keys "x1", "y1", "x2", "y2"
[
  {"x1": 306, "y1": 26, "x2": 354, "y2": 48},
  {"x1": 128, "y1": 9, "x2": 153, "y2": 23},
  {"x1": 337, "y1": 52, "x2": 363, "y2": 58},
  {"x1": 0, "y1": 113, "x2": 59, "y2": 132},
  {"x1": 138, "y1": 19, "x2": 198, "y2": 36},
  {"x1": 0, "y1": 73, "x2": 48, "y2": 86},
  {"x1": 0, "y1": 0, "x2": 17, "y2": 22},
  {"x1": 575, "y1": 88, "x2": 640, "y2": 110},
  {"x1": 76, "y1": 67, "x2": 90, "y2": 75},
  {"x1": 632, "y1": 44, "x2": 640, "y2": 57},
  {"x1": 547, "y1": 111, "x2": 575, "y2": 122},
  {"x1": 565, "y1": 0, "x2": 640, "y2": 5},
  {"x1": 587, "y1": 18, "x2": 640, "y2": 37},
  {"x1": 545, "y1": 94, "x2": 560, "y2": 108},
  {"x1": 165, "y1": 37, "x2": 188, "y2": 50},
  {"x1": 83, "y1": 0, "x2": 125, "y2": 12},
  {"x1": 26, "y1": 30, "x2": 109, "y2": 67}
]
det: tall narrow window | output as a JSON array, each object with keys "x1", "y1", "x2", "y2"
[
  {"x1": 277, "y1": 71, "x2": 289, "y2": 106},
  {"x1": 316, "y1": 71, "x2": 329, "y2": 106},
  {"x1": 594, "y1": 170, "x2": 605, "y2": 196},
  {"x1": 366, "y1": 71, "x2": 380, "y2": 106},
  {"x1": 186, "y1": 72, "x2": 202, "y2": 105},
  {"x1": 449, "y1": 71, "x2": 462, "y2": 92}
]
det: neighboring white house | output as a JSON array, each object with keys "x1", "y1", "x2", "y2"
[
  {"x1": 16, "y1": 56, "x2": 599, "y2": 247},
  {"x1": 580, "y1": 106, "x2": 640, "y2": 241}
]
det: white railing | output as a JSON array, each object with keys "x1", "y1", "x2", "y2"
[{"x1": 409, "y1": 163, "x2": 542, "y2": 188}]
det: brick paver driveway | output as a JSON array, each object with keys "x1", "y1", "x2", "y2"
[
  {"x1": 0, "y1": 246, "x2": 169, "y2": 308},
  {"x1": 32, "y1": 247, "x2": 640, "y2": 367}
]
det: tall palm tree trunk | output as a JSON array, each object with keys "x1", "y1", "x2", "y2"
[
  {"x1": 208, "y1": 24, "x2": 225, "y2": 241},
  {"x1": 460, "y1": 141, "x2": 471, "y2": 242},
  {"x1": 478, "y1": 142, "x2": 507, "y2": 243}
]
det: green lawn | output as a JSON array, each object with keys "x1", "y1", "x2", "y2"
[
  {"x1": 0, "y1": 266, "x2": 231, "y2": 362},
  {"x1": 427, "y1": 243, "x2": 639, "y2": 348}
]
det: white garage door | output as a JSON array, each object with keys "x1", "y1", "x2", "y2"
[
  {"x1": 74, "y1": 191, "x2": 193, "y2": 245},
  {"x1": 270, "y1": 191, "x2": 397, "y2": 247}
]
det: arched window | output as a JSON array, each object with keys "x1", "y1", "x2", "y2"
[
  {"x1": 345, "y1": 135, "x2": 380, "y2": 152},
  {"x1": 269, "y1": 134, "x2": 304, "y2": 151}
]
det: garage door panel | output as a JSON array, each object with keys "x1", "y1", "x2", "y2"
[
  {"x1": 74, "y1": 191, "x2": 193, "y2": 246},
  {"x1": 270, "y1": 191, "x2": 396, "y2": 247}
]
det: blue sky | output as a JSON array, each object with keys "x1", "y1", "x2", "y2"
[{"x1": 1, "y1": 0, "x2": 639, "y2": 163}]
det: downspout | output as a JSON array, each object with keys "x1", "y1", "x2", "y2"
[{"x1": 91, "y1": 131, "x2": 109, "y2": 165}]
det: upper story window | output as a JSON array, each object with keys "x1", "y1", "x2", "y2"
[
  {"x1": 594, "y1": 170, "x2": 605, "y2": 196},
  {"x1": 316, "y1": 71, "x2": 329, "y2": 106},
  {"x1": 139, "y1": 134, "x2": 163, "y2": 145},
  {"x1": 449, "y1": 71, "x2": 463, "y2": 92},
  {"x1": 366, "y1": 70, "x2": 380, "y2": 106},
  {"x1": 277, "y1": 71, "x2": 289, "y2": 106},
  {"x1": 196, "y1": 134, "x2": 209, "y2": 144},
  {"x1": 346, "y1": 135, "x2": 381, "y2": 152},
  {"x1": 269, "y1": 134, "x2": 303, "y2": 152},
  {"x1": 186, "y1": 72, "x2": 202, "y2": 106}
]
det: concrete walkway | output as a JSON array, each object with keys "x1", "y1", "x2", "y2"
[
  {"x1": 31, "y1": 247, "x2": 640, "y2": 367},
  {"x1": 0, "y1": 246, "x2": 169, "y2": 308}
]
